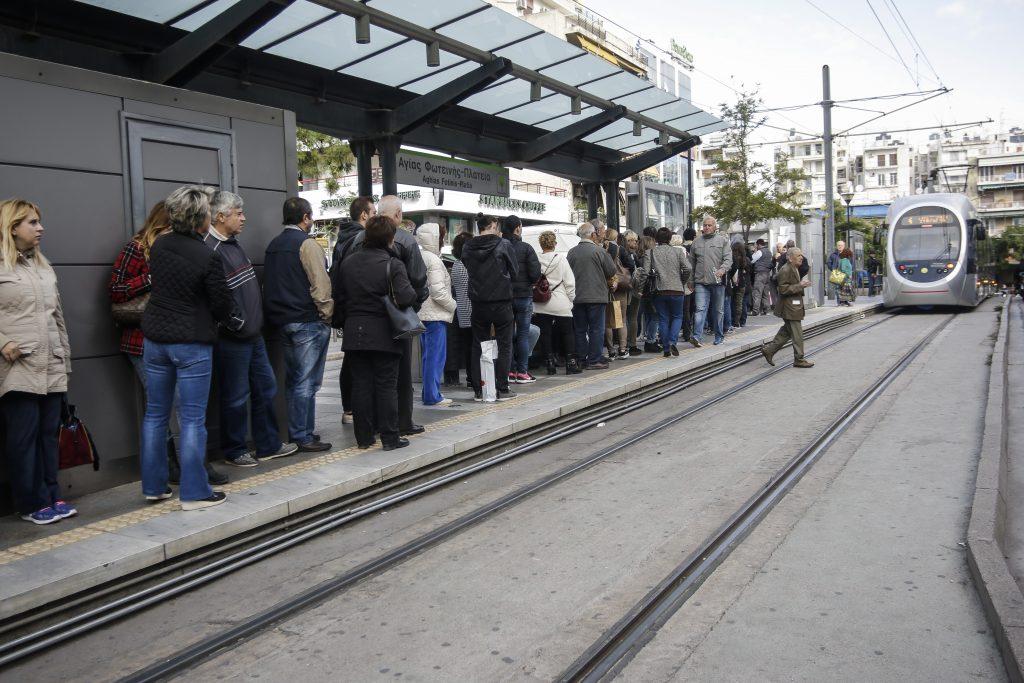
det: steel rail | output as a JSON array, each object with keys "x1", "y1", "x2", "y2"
[
  {"x1": 557, "y1": 314, "x2": 953, "y2": 682},
  {"x1": 105, "y1": 311, "x2": 890, "y2": 683}
]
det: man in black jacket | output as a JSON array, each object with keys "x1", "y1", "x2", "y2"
[
  {"x1": 328, "y1": 195, "x2": 375, "y2": 426},
  {"x1": 206, "y1": 191, "x2": 298, "y2": 468},
  {"x1": 463, "y1": 213, "x2": 519, "y2": 400},
  {"x1": 501, "y1": 215, "x2": 541, "y2": 384},
  {"x1": 346, "y1": 195, "x2": 428, "y2": 434}
]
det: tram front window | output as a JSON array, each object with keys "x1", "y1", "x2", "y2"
[{"x1": 892, "y1": 207, "x2": 961, "y2": 262}]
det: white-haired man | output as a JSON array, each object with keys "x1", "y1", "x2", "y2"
[
  {"x1": 688, "y1": 215, "x2": 732, "y2": 347},
  {"x1": 567, "y1": 221, "x2": 617, "y2": 369}
]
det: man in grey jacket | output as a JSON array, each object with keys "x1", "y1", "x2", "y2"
[
  {"x1": 567, "y1": 222, "x2": 617, "y2": 369},
  {"x1": 689, "y1": 215, "x2": 733, "y2": 347}
]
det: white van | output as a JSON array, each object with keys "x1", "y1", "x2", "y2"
[{"x1": 520, "y1": 223, "x2": 580, "y2": 256}]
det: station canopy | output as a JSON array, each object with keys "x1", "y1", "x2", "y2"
[{"x1": 4, "y1": 0, "x2": 727, "y2": 182}]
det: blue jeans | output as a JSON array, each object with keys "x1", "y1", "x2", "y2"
[
  {"x1": 512, "y1": 297, "x2": 533, "y2": 374},
  {"x1": 280, "y1": 321, "x2": 331, "y2": 445},
  {"x1": 643, "y1": 300, "x2": 659, "y2": 343},
  {"x1": 572, "y1": 302, "x2": 606, "y2": 364},
  {"x1": 421, "y1": 321, "x2": 447, "y2": 405},
  {"x1": 215, "y1": 336, "x2": 282, "y2": 460},
  {"x1": 141, "y1": 341, "x2": 214, "y2": 502},
  {"x1": 653, "y1": 294, "x2": 685, "y2": 352},
  {"x1": 693, "y1": 283, "x2": 726, "y2": 344},
  {"x1": 723, "y1": 292, "x2": 733, "y2": 331}
]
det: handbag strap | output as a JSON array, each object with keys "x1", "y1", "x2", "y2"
[{"x1": 385, "y1": 257, "x2": 396, "y2": 303}]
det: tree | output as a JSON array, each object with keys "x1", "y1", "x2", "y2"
[
  {"x1": 830, "y1": 199, "x2": 885, "y2": 265},
  {"x1": 296, "y1": 128, "x2": 354, "y2": 196},
  {"x1": 693, "y1": 88, "x2": 808, "y2": 242}
]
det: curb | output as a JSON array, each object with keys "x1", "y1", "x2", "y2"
[{"x1": 966, "y1": 300, "x2": 1024, "y2": 683}]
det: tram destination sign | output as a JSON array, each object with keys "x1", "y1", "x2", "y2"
[{"x1": 396, "y1": 150, "x2": 509, "y2": 197}]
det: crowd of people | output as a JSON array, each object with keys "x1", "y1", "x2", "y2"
[{"x1": 1, "y1": 188, "x2": 829, "y2": 525}]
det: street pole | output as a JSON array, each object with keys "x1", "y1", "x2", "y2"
[{"x1": 821, "y1": 65, "x2": 834, "y2": 307}]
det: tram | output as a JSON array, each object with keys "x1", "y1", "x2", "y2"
[{"x1": 883, "y1": 193, "x2": 988, "y2": 308}]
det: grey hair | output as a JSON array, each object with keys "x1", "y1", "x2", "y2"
[
  {"x1": 577, "y1": 222, "x2": 596, "y2": 240},
  {"x1": 165, "y1": 185, "x2": 211, "y2": 235},
  {"x1": 787, "y1": 247, "x2": 804, "y2": 260},
  {"x1": 623, "y1": 229, "x2": 638, "y2": 241},
  {"x1": 785, "y1": 239, "x2": 796, "y2": 248},
  {"x1": 210, "y1": 190, "x2": 243, "y2": 220},
  {"x1": 669, "y1": 234, "x2": 683, "y2": 247},
  {"x1": 589, "y1": 217, "x2": 605, "y2": 230},
  {"x1": 378, "y1": 195, "x2": 402, "y2": 220}
]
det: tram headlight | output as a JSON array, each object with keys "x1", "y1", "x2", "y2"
[{"x1": 946, "y1": 263, "x2": 954, "y2": 269}]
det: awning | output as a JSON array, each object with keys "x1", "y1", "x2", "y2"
[
  {"x1": 567, "y1": 33, "x2": 646, "y2": 78},
  {"x1": 4, "y1": 0, "x2": 726, "y2": 183}
]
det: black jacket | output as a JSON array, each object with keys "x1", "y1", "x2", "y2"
[
  {"x1": 505, "y1": 234, "x2": 541, "y2": 299},
  {"x1": 461, "y1": 233, "x2": 518, "y2": 304},
  {"x1": 776, "y1": 252, "x2": 810, "y2": 279},
  {"x1": 142, "y1": 231, "x2": 242, "y2": 344},
  {"x1": 203, "y1": 231, "x2": 263, "y2": 340},
  {"x1": 335, "y1": 247, "x2": 416, "y2": 356},
  {"x1": 349, "y1": 228, "x2": 428, "y2": 309},
  {"x1": 328, "y1": 221, "x2": 364, "y2": 327}
]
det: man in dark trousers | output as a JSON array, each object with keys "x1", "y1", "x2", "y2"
[
  {"x1": 329, "y1": 195, "x2": 376, "y2": 426},
  {"x1": 462, "y1": 212, "x2": 519, "y2": 401},
  {"x1": 567, "y1": 221, "x2": 617, "y2": 369},
  {"x1": 346, "y1": 195, "x2": 428, "y2": 435},
  {"x1": 749, "y1": 238, "x2": 774, "y2": 315},
  {"x1": 501, "y1": 215, "x2": 541, "y2": 384},
  {"x1": 761, "y1": 247, "x2": 814, "y2": 369}
]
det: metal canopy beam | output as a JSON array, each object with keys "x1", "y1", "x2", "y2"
[
  {"x1": 146, "y1": 0, "x2": 292, "y2": 87},
  {"x1": 513, "y1": 105, "x2": 627, "y2": 163},
  {"x1": 311, "y1": 0, "x2": 700, "y2": 142},
  {"x1": 601, "y1": 137, "x2": 700, "y2": 182},
  {"x1": 388, "y1": 58, "x2": 512, "y2": 135}
]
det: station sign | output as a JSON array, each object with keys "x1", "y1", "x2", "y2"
[{"x1": 396, "y1": 150, "x2": 509, "y2": 197}]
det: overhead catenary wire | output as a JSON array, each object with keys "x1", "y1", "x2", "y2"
[
  {"x1": 884, "y1": 0, "x2": 944, "y2": 86},
  {"x1": 743, "y1": 118, "x2": 992, "y2": 148},
  {"x1": 833, "y1": 88, "x2": 951, "y2": 136},
  {"x1": 865, "y1": 0, "x2": 918, "y2": 87}
]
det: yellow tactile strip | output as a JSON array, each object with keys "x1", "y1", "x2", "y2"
[{"x1": 0, "y1": 321, "x2": 776, "y2": 566}]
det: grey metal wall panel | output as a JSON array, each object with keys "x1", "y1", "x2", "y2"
[
  {"x1": 143, "y1": 179, "x2": 221, "y2": 216},
  {"x1": 141, "y1": 140, "x2": 221, "y2": 184},
  {"x1": 233, "y1": 118, "x2": 288, "y2": 191},
  {"x1": 236, "y1": 188, "x2": 288, "y2": 265},
  {"x1": 0, "y1": 75, "x2": 122, "y2": 173},
  {"x1": 124, "y1": 99, "x2": 231, "y2": 130},
  {"x1": 0, "y1": 164, "x2": 128, "y2": 262},
  {"x1": 53, "y1": 265, "x2": 121, "y2": 360}
]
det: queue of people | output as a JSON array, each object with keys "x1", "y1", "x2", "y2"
[{"x1": 3, "y1": 185, "x2": 823, "y2": 525}]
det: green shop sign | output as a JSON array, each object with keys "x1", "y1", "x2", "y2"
[
  {"x1": 478, "y1": 195, "x2": 546, "y2": 215},
  {"x1": 321, "y1": 190, "x2": 420, "y2": 212}
]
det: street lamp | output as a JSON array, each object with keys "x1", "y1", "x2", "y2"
[{"x1": 840, "y1": 187, "x2": 854, "y2": 244}]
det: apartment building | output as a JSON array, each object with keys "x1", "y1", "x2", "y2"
[
  {"x1": 976, "y1": 152, "x2": 1024, "y2": 236},
  {"x1": 844, "y1": 135, "x2": 914, "y2": 218}
]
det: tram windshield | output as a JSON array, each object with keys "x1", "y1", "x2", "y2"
[{"x1": 892, "y1": 206, "x2": 961, "y2": 262}]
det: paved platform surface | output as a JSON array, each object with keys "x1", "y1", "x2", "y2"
[
  {"x1": 0, "y1": 299, "x2": 879, "y2": 622},
  {"x1": 621, "y1": 301, "x2": 1006, "y2": 681},
  {"x1": 1002, "y1": 297, "x2": 1024, "y2": 595}
]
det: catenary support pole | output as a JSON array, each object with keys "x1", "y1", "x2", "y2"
[{"x1": 821, "y1": 64, "x2": 834, "y2": 307}]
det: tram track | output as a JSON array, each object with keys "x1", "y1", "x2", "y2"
[
  {"x1": 0, "y1": 307, "x2": 883, "y2": 675},
  {"x1": 558, "y1": 313, "x2": 954, "y2": 682}
]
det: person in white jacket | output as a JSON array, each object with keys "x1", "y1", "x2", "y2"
[
  {"x1": 414, "y1": 223, "x2": 457, "y2": 406},
  {"x1": 533, "y1": 231, "x2": 578, "y2": 375}
]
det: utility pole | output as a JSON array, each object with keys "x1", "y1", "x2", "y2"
[{"x1": 821, "y1": 65, "x2": 834, "y2": 307}]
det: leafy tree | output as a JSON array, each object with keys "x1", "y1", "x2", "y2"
[
  {"x1": 992, "y1": 224, "x2": 1024, "y2": 264},
  {"x1": 296, "y1": 128, "x2": 354, "y2": 196},
  {"x1": 693, "y1": 88, "x2": 807, "y2": 242}
]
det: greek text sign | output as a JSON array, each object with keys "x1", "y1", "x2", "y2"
[{"x1": 396, "y1": 151, "x2": 509, "y2": 197}]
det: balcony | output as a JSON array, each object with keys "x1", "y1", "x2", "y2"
[
  {"x1": 977, "y1": 199, "x2": 1024, "y2": 215},
  {"x1": 977, "y1": 171, "x2": 1024, "y2": 189}
]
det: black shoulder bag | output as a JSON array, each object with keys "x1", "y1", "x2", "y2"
[{"x1": 382, "y1": 258, "x2": 426, "y2": 340}]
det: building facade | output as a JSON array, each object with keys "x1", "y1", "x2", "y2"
[{"x1": 976, "y1": 152, "x2": 1024, "y2": 236}]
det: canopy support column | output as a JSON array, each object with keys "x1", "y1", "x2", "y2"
[
  {"x1": 376, "y1": 135, "x2": 401, "y2": 196},
  {"x1": 350, "y1": 139, "x2": 375, "y2": 197},
  {"x1": 585, "y1": 183, "x2": 601, "y2": 221},
  {"x1": 602, "y1": 181, "x2": 620, "y2": 231}
]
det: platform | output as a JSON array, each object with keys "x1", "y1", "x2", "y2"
[{"x1": 0, "y1": 300, "x2": 881, "y2": 622}]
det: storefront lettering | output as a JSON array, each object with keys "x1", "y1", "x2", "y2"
[
  {"x1": 478, "y1": 195, "x2": 546, "y2": 214},
  {"x1": 321, "y1": 191, "x2": 420, "y2": 212}
]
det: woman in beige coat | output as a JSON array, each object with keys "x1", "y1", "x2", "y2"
[{"x1": 0, "y1": 199, "x2": 74, "y2": 524}]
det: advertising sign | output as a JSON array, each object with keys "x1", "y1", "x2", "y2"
[{"x1": 396, "y1": 150, "x2": 509, "y2": 197}]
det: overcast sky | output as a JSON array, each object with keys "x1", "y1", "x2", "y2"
[{"x1": 582, "y1": 0, "x2": 1023, "y2": 149}]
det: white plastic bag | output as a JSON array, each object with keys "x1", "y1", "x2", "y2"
[{"x1": 479, "y1": 339, "x2": 498, "y2": 403}]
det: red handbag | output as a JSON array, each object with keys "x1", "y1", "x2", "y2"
[{"x1": 58, "y1": 400, "x2": 100, "y2": 471}]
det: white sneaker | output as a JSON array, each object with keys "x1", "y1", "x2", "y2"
[
  {"x1": 429, "y1": 398, "x2": 454, "y2": 407},
  {"x1": 342, "y1": 412, "x2": 354, "y2": 424},
  {"x1": 181, "y1": 491, "x2": 227, "y2": 511}
]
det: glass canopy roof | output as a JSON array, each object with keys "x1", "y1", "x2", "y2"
[{"x1": 75, "y1": 0, "x2": 727, "y2": 158}]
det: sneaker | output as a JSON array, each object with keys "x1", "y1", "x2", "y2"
[
  {"x1": 297, "y1": 440, "x2": 332, "y2": 453},
  {"x1": 473, "y1": 392, "x2": 484, "y2": 402},
  {"x1": 53, "y1": 500, "x2": 78, "y2": 519},
  {"x1": 689, "y1": 337, "x2": 703, "y2": 349},
  {"x1": 515, "y1": 372, "x2": 536, "y2": 384},
  {"x1": 383, "y1": 438, "x2": 411, "y2": 451},
  {"x1": 427, "y1": 398, "x2": 454, "y2": 407},
  {"x1": 670, "y1": 345, "x2": 679, "y2": 357},
  {"x1": 663, "y1": 350, "x2": 671, "y2": 358},
  {"x1": 496, "y1": 389, "x2": 517, "y2": 401},
  {"x1": 145, "y1": 487, "x2": 173, "y2": 502},
  {"x1": 713, "y1": 339, "x2": 723, "y2": 345},
  {"x1": 508, "y1": 372, "x2": 517, "y2": 384},
  {"x1": 226, "y1": 452, "x2": 259, "y2": 468},
  {"x1": 181, "y1": 491, "x2": 227, "y2": 511},
  {"x1": 618, "y1": 350, "x2": 630, "y2": 359},
  {"x1": 21, "y1": 507, "x2": 60, "y2": 525},
  {"x1": 342, "y1": 412, "x2": 354, "y2": 424},
  {"x1": 261, "y1": 442, "x2": 299, "y2": 460},
  {"x1": 628, "y1": 346, "x2": 643, "y2": 356}
]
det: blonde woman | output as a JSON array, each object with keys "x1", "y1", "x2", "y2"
[
  {"x1": 0, "y1": 199, "x2": 74, "y2": 524},
  {"x1": 533, "y1": 231, "x2": 577, "y2": 374}
]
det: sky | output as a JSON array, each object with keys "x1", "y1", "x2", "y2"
[{"x1": 581, "y1": 0, "x2": 1023, "y2": 150}]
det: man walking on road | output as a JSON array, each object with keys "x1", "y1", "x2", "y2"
[
  {"x1": 329, "y1": 196, "x2": 375, "y2": 426},
  {"x1": 761, "y1": 247, "x2": 814, "y2": 369},
  {"x1": 206, "y1": 191, "x2": 297, "y2": 467},
  {"x1": 347, "y1": 195, "x2": 428, "y2": 435},
  {"x1": 462, "y1": 213, "x2": 518, "y2": 400},
  {"x1": 689, "y1": 215, "x2": 732, "y2": 347},
  {"x1": 568, "y1": 221, "x2": 617, "y2": 370},
  {"x1": 263, "y1": 197, "x2": 333, "y2": 452},
  {"x1": 749, "y1": 238, "x2": 773, "y2": 315}
]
